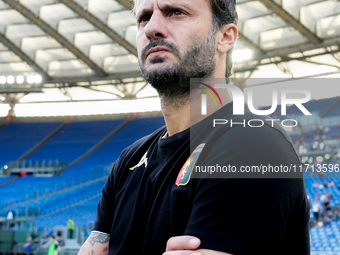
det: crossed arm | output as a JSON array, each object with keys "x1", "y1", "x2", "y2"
[{"x1": 77, "y1": 232, "x2": 232, "y2": 255}]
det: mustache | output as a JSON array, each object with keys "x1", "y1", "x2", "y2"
[{"x1": 141, "y1": 38, "x2": 181, "y2": 62}]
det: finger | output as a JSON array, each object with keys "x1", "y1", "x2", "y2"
[
  {"x1": 163, "y1": 251, "x2": 201, "y2": 255},
  {"x1": 166, "y1": 236, "x2": 201, "y2": 251}
]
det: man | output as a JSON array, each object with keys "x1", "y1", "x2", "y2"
[
  {"x1": 47, "y1": 235, "x2": 60, "y2": 255},
  {"x1": 23, "y1": 236, "x2": 32, "y2": 252},
  {"x1": 78, "y1": 0, "x2": 310, "y2": 254},
  {"x1": 68, "y1": 217, "x2": 75, "y2": 239}
]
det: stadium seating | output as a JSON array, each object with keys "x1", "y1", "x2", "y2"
[
  {"x1": 0, "y1": 178, "x2": 105, "y2": 216},
  {"x1": 0, "y1": 122, "x2": 61, "y2": 166},
  {"x1": 310, "y1": 223, "x2": 340, "y2": 252},
  {"x1": 26, "y1": 120, "x2": 124, "y2": 164},
  {"x1": 34, "y1": 196, "x2": 101, "y2": 231},
  {"x1": 326, "y1": 101, "x2": 340, "y2": 118},
  {"x1": 305, "y1": 178, "x2": 340, "y2": 218},
  {"x1": 327, "y1": 126, "x2": 340, "y2": 140},
  {"x1": 0, "y1": 117, "x2": 165, "y2": 220},
  {"x1": 29, "y1": 117, "x2": 165, "y2": 231},
  {"x1": 0, "y1": 175, "x2": 15, "y2": 185},
  {"x1": 1, "y1": 107, "x2": 340, "y2": 251}
]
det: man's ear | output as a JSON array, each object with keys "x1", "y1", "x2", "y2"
[{"x1": 216, "y1": 24, "x2": 238, "y2": 54}]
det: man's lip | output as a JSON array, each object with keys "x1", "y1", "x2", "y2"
[{"x1": 146, "y1": 47, "x2": 169, "y2": 58}]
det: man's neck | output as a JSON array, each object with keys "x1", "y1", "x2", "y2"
[{"x1": 161, "y1": 96, "x2": 191, "y2": 137}]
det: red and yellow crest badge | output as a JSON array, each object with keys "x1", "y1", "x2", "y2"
[{"x1": 175, "y1": 143, "x2": 205, "y2": 186}]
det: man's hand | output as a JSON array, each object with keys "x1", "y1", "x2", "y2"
[
  {"x1": 164, "y1": 236, "x2": 201, "y2": 255},
  {"x1": 163, "y1": 236, "x2": 232, "y2": 255}
]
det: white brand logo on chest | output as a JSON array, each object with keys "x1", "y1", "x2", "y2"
[{"x1": 129, "y1": 151, "x2": 148, "y2": 171}]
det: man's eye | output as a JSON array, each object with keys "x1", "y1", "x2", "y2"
[
  {"x1": 139, "y1": 15, "x2": 151, "y2": 24},
  {"x1": 171, "y1": 9, "x2": 183, "y2": 16}
]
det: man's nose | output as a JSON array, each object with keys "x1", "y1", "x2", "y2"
[{"x1": 144, "y1": 12, "x2": 168, "y2": 40}]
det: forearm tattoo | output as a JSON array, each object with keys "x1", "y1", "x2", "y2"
[{"x1": 88, "y1": 232, "x2": 110, "y2": 246}]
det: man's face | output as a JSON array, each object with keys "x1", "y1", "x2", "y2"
[{"x1": 135, "y1": 0, "x2": 217, "y2": 100}]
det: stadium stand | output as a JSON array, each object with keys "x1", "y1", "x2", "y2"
[
  {"x1": 326, "y1": 102, "x2": 340, "y2": 118},
  {"x1": 0, "y1": 117, "x2": 165, "y2": 220},
  {"x1": 26, "y1": 120, "x2": 124, "y2": 164},
  {"x1": 2, "y1": 0, "x2": 340, "y2": 253},
  {"x1": 34, "y1": 196, "x2": 101, "y2": 231},
  {"x1": 0, "y1": 122, "x2": 61, "y2": 166},
  {"x1": 1, "y1": 100, "x2": 340, "y2": 254},
  {"x1": 0, "y1": 175, "x2": 15, "y2": 185}
]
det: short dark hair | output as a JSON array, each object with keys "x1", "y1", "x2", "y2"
[
  {"x1": 210, "y1": 0, "x2": 238, "y2": 78},
  {"x1": 210, "y1": 0, "x2": 238, "y2": 27}
]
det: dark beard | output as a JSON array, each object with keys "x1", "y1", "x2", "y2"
[{"x1": 138, "y1": 27, "x2": 216, "y2": 101}]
